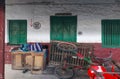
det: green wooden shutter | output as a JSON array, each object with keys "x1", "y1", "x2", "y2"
[
  {"x1": 50, "y1": 16, "x2": 77, "y2": 42},
  {"x1": 50, "y1": 20, "x2": 63, "y2": 41},
  {"x1": 9, "y1": 20, "x2": 27, "y2": 44},
  {"x1": 102, "y1": 20, "x2": 120, "y2": 48},
  {"x1": 62, "y1": 17, "x2": 77, "y2": 42}
]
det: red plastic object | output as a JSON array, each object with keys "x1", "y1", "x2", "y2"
[{"x1": 88, "y1": 66, "x2": 119, "y2": 79}]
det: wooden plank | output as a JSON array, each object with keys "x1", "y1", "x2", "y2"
[
  {"x1": 15, "y1": 55, "x2": 22, "y2": 67},
  {"x1": 31, "y1": 52, "x2": 46, "y2": 74},
  {"x1": 34, "y1": 55, "x2": 43, "y2": 69},
  {"x1": 25, "y1": 55, "x2": 32, "y2": 69},
  {"x1": 12, "y1": 53, "x2": 24, "y2": 69}
]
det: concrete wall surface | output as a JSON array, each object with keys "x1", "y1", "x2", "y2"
[{"x1": 5, "y1": 0, "x2": 120, "y2": 43}]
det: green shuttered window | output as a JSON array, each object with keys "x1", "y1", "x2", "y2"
[
  {"x1": 50, "y1": 16, "x2": 77, "y2": 42},
  {"x1": 9, "y1": 20, "x2": 27, "y2": 44},
  {"x1": 102, "y1": 20, "x2": 120, "y2": 48}
]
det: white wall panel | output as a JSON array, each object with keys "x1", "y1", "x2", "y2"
[{"x1": 5, "y1": 0, "x2": 120, "y2": 43}]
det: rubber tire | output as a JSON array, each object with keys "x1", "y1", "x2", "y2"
[{"x1": 54, "y1": 66, "x2": 74, "y2": 79}]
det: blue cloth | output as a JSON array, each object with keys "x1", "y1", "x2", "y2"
[{"x1": 20, "y1": 44, "x2": 30, "y2": 52}]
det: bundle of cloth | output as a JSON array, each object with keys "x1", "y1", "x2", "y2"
[{"x1": 20, "y1": 43, "x2": 43, "y2": 52}]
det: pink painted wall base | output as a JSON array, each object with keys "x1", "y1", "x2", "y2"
[{"x1": 5, "y1": 43, "x2": 120, "y2": 64}]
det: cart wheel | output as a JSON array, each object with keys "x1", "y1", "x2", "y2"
[
  {"x1": 54, "y1": 66, "x2": 74, "y2": 79},
  {"x1": 57, "y1": 42, "x2": 77, "y2": 53}
]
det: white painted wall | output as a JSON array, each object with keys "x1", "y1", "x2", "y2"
[{"x1": 5, "y1": 0, "x2": 120, "y2": 43}]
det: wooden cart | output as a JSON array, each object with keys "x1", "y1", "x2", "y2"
[
  {"x1": 49, "y1": 41, "x2": 94, "y2": 67},
  {"x1": 11, "y1": 49, "x2": 46, "y2": 74}
]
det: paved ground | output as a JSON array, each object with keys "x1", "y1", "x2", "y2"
[
  {"x1": 5, "y1": 64, "x2": 58, "y2": 79},
  {"x1": 5, "y1": 64, "x2": 89, "y2": 79}
]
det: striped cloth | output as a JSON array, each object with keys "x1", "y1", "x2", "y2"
[{"x1": 29, "y1": 43, "x2": 43, "y2": 52}]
